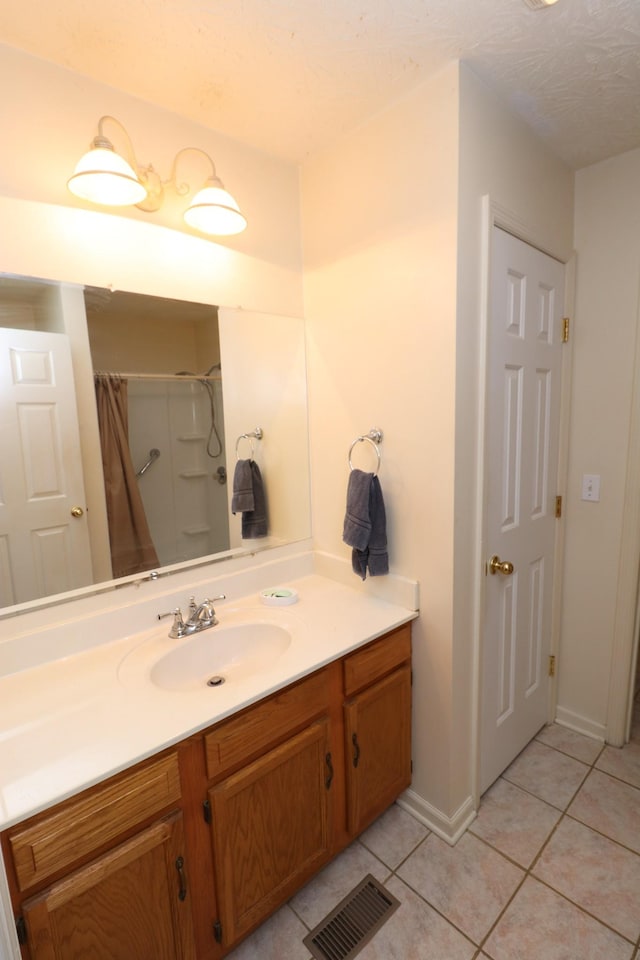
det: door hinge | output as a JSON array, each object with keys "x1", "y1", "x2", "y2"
[
  {"x1": 555, "y1": 495, "x2": 562, "y2": 518},
  {"x1": 16, "y1": 916, "x2": 27, "y2": 945},
  {"x1": 213, "y1": 920, "x2": 223, "y2": 943},
  {"x1": 562, "y1": 317, "x2": 570, "y2": 343},
  {"x1": 202, "y1": 799, "x2": 211, "y2": 824},
  {"x1": 548, "y1": 655, "x2": 556, "y2": 677}
]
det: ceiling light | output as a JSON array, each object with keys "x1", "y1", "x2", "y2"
[
  {"x1": 67, "y1": 116, "x2": 247, "y2": 237},
  {"x1": 523, "y1": 0, "x2": 560, "y2": 8}
]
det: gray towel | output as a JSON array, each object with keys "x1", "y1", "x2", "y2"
[
  {"x1": 241, "y1": 460, "x2": 268, "y2": 539},
  {"x1": 343, "y1": 469, "x2": 374, "y2": 550},
  {"x1": 231, "y1": 459, "x2": 255, "y2": 513},
  {"x1": 343, "y1": 470, "x2": 389, "y2": 580}
]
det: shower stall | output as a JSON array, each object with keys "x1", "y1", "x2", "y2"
[{"x1": 127, "y1": 374, "x2": 229, "y2": 567}]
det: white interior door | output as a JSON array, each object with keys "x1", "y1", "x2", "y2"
[
  {"x1": 480, "y1": 227, "x2": 565, "y2": 793},
  {"x1": 0, "y1": 328, "x2": 93, "y2": 606}
]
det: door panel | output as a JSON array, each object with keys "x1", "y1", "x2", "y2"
[
  {"x1": 481, "y1": 227, "x2": 565, "y2": 793},
  {"x1": 0, "y1": 329, "x2": 92, "y2": 604},
  {"x1": 22, "y1": 814, "x2": 196, "y2": 960},
  {"x1": 209, "y1": 719, "x2": 332, "y2": 947}
]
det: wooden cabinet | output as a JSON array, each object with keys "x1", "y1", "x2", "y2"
[
  {"x1": 3, "y1": 624, "x2": 412, "y2": 960},
  {"x1": 202, "y1": 665, "x2": 339, "y2": 950},
  {"x1": 209, "y1": 720, "x2": 333, "y2": 946},
  {"x1": 21, "y1": 813, "x2": 195, "y2": 960},
  {"x1": 343, "y1": 625, "x2": 412, "y2": 835},
  {"x1": 3, "y1": 752, "x2": 196, "y2": 960}
]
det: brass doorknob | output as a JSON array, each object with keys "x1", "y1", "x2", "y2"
[
  {"x1": 489, "y1": 555, "x2": 514, "y2": 576},
  {"x1": 70, "y1": 506, "x2": 84, "y2": 518}
]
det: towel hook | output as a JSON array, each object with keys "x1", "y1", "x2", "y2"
[
  {"x1": 235, "y1": 427, "x2": 263, "y2": 461},
  {"x1": 348, "y1": 427, "x2": 383, "y2": 475}
]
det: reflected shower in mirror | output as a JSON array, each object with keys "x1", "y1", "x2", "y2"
[
  {"x1": 0, "y1": 274, "x2": 311, "y2": 616},
  {"x1": 87, "y1": 289, "x2": 230, "y2": 579}
]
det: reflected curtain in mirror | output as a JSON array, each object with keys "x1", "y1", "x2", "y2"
[{"x1": 95, "y1": 375, "x2": 159, "y2": 577}]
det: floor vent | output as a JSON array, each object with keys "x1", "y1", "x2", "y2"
[{"x1": 303, "y1": 874, "x2": 400, "y2": 960}]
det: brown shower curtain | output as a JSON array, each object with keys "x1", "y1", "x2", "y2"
[{"x1": 95, "y1": 375, "x2": 160, "y2": 578}]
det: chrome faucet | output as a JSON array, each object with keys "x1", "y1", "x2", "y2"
[
  {"x1": 158, "y1": 594, "x2": 226, "y2": 638},
  {"x1": 186, "y1": 595, "x2": 225, "y2": 631}
]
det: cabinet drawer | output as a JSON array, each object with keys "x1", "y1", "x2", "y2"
[
  {"x1": 343, "y1": 624, "x2": 411, "y2": 697},
  {"x1": 204, "y1": 667, "x2": 332, "y2": 780},
  {"x1": 9, "y1": 751, "x2": 181, "y2": 892}
]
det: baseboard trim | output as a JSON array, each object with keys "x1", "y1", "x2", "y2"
[
  {"x1": 554, "y1": 706, "x2": 606, "y2": 743},
  {"x1": 397, "y1": 789, "x2": 476, "y2": 846}
]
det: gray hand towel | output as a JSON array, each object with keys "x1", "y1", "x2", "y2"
[
  {"x1": 241, "y1": 460, "x2": 268, "y2": 538},
  {"x1": 343, "y1": 469, "x2": 374, "y2": 551},
  {"x1": 363, "y1": 475, "x2": 389, "y2": 577},
  {"x1": 231, "y1": 459, "x2": 255, "y2": 514},
  {"x1": 343, "y1": 470, "x2": 389, "y2": 579}
]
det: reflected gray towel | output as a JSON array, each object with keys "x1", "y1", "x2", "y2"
[
  {"x1": 241, "y1": 461, "x2": 268, "y2": 539},
  {"x1": 231, "y1": 459, "x2": 254, "y2": 514},
  {"x1": 343, "y1": 470, "x2": 388, "y2": 580}
]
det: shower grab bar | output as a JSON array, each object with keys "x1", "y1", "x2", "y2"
[{"x1": 137, "y1": 448, "x2": 161, "y2": 477}]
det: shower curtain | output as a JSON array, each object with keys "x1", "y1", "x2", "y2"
[{"x1": 95, "y1": 375, "x2": 160, "y2": 578}]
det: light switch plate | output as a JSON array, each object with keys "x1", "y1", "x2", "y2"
[{"x1": 581, "y1": 474, "x2": 601, "y2": 502}]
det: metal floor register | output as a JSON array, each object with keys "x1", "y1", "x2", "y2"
[{"x1": 303, "y1": 874, "x2": 400, "y2": 960}]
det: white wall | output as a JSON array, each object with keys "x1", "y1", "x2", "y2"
[
  {"x1": 557, "y1": 148, "x2": 640, "y2": 738},
  {"x1": 0, "y1": 43, "x2": 303, "y2": 317},
  {"x1": 219, "y1": 308, "x2": 311, "y2": 550},
  {"x1": 302, "y1": 62, "x2": 575, "y2": 836},
  {"x1": 302, "y1": 63, "x2": 462, "y2": 832}
]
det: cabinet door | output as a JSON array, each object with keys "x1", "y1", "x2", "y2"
[
  {"x1": 21, "y1": 813, "x2": 196, "y2": 960},
  {"x1": 209, "y1": 718, "x2": 333, "y2": 947},
  {"x1": 344, "y1": 665, "x2": 412, "y2": 836}
]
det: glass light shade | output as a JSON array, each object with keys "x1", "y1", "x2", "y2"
[
  {"x1": 67, "y1": 145, "x2": 147, "y2": 206},
  {"x1": 183, "y1": 180, "x2": 247, "y2": 236}
]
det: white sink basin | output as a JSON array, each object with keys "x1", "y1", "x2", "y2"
[{"x1": 148, "y1": 622, "x2": 292, "y2": 691}]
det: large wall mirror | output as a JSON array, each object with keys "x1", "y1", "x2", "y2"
[{"x1": 0, "y1": 272, "x2": 311, "y2": 618}]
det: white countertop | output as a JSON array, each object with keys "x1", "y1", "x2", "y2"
[{"x1": 0, "y1": 572, "x2": 417, "y2": 830}]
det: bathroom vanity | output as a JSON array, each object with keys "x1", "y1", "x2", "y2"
[{"x1": 0, "y1": 565, "x2": 416, "y2": 959}]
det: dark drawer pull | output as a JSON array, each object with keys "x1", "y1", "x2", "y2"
[
  {"x1": 325, "y1": 752, "x2": 334, "y2": 789},
  {"x1": 175, "y1": 856, "x2": 187, "y2": 901},
  {"x1": 352, "y1": 732, "x2": 360, "y2": 768}
]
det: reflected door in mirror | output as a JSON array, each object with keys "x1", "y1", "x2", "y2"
[{"x1": 0, "y1": 329, "x2": 93, "y2": 605}]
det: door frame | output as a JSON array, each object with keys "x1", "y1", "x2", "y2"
[
  {"x1": 606, "y1": 280, "x2": 640, "y2": 746},
  {"x1": 470, "y1": 196, "x2": 576, "y2": 808}
]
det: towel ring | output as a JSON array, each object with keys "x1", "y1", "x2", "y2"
[
  {"x1": 348, "y1": 428, "x2": 383, "y2": 475},
  {"x1": 235, "y1": 427, "x2": 263, "y2": 461}
]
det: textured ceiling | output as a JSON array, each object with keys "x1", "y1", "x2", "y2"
[{"x1": 1, "y1": 0, "x2": 639, "y2": 168}]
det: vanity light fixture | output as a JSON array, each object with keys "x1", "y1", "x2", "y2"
[{"x1": 67, "y1": 115, "x2": 247, "y2": 236}]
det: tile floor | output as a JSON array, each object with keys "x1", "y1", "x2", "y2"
[{"x1": 227, "y1": 699, "x2": 640, "y2": 960}]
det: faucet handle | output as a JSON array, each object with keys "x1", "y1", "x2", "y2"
[
  {"x1": 197, "y1": 600, "x2": 216, "y2": 627},
  {"x1": 158, "y1": 607, "x2": 187, "y2": 638},
  {"x1": 193, "y1": 594, "x2": 226, "y2": 629}
]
